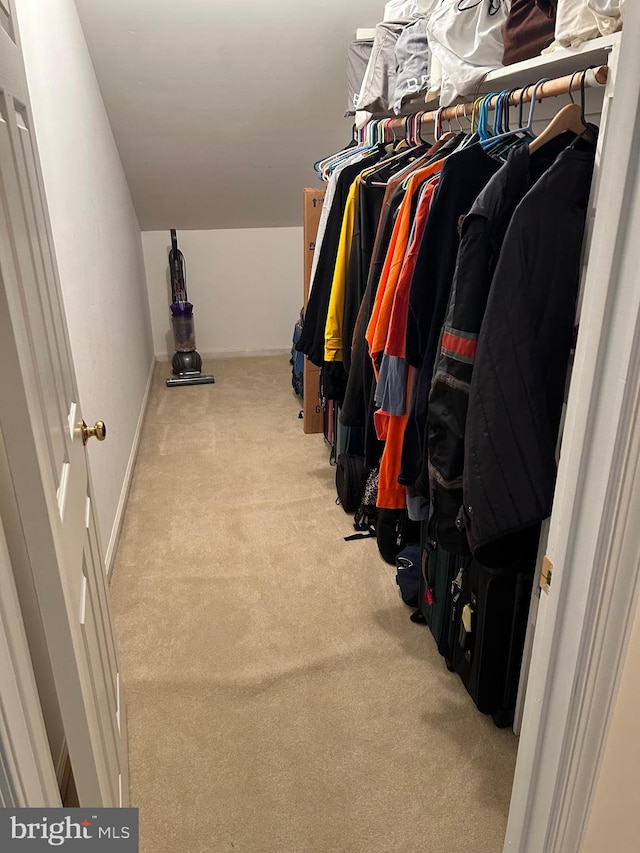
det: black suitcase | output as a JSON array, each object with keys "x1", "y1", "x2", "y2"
[
  {"x1": 451, "y1": 557, "x2": 535, "y2": 728},
  {"x1": 420, "y1": 526, "x2": 470, "y2": 667}
]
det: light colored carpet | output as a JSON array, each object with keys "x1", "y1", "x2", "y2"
[{"x1": 110, "y1": 355, "x2": 517, "y2": 853}]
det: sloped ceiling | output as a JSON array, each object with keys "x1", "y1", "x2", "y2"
[{"x1": 74, "y1": 0, "x2": 383, "y2": 231}]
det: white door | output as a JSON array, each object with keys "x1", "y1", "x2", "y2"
[
  {"x1": 505, "y1": 12, "x2": 640, "y2": 851},
  {"x1": 0, "y1": 0, "x2": 128, "y2": 806}
]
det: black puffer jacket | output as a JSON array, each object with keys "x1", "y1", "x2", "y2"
[{"x1": 462, "y1": 144, "x2": 595, "y2": 566}]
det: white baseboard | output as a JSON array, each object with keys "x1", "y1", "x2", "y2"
[
  {"x1": 104, "y1": 357, "x2": 155, "y2": 579},
  {"x1": 155, "y1": 347, "x2": 289, "y2": 361}
]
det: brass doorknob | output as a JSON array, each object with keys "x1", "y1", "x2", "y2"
[{"x1": 81, "y1": 420, "x2": 107, "y2": 445}]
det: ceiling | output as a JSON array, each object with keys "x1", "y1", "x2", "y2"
[{"x1": 74, "y1": 0, "x2": 384, "y2": 231}]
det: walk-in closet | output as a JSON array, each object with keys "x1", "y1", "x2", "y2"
[{"x1": 0, "y1": 2, "x2": 638, "y2": 852}]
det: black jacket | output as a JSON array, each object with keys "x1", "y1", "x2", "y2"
[
  {"x1": 462, "y1": 144, "x2": 595, "y2": 566},
  {"x1": 426, "y1": 135, "x2": 577, "y2": 553},
  {"x1": 399, "y1": 142, "x2": 502, "y2": 487}
]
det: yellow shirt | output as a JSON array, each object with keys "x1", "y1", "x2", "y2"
[{"x1": 324, "y1": 176, "x2": 360, "y2": 362}]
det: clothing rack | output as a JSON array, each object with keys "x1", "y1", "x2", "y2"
[{"x1": 380, "y1": 65, "x2": 609, "y2": 132}]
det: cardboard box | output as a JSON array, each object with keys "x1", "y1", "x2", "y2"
[
  {"x1": 302, "y1": 187, "x2": 325, "y2": 434},
  {"x1": 303, "y1": 188, "x2": 325, "y2": 308},
  {"x1": 303, "y1": 359, "x2": 322, "y2": 435}
]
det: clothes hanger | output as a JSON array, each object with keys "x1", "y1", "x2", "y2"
[
  {"x1": 312, "y1": 127, "x2": 358, "y2": 177},
  {"x1": 436, "y1": 107, "x2": 444, "y2": 142},
  {"x1": 403, "y1": 112, "x2": 415, "y2": 147},
  {"x1": 502, "y1": 88, "x2": 519, "y2": 134},
  {"x1": 413, "y1": 111, "x2": 425, "y2": 146},
  {"x1": 481, "y1": 79, "x2": 550, "y2": 157},
  {"x1": 455, "y1": 97, "x2": 483, "y2": 149},
  {"x1": 575, "y1": 67, "x2": 599, "y2": 145},
  {"x1": 477, "y1": 93, "x2": 497, "y2": 141},
  {"x1": 492, "y1": 89, "x2": 509, "y2": 136},
  {"x1": 470, "y1": 97, "x2": 483, "y2": 134},
  {"x1": 415, "y1": 110, "x2": 428, "y2": 145},
  {"x1": 314, "y1": 128, "x2": 373, "y2": 180},
  {"x1": 313, "y1": 119, "x2": 378, "y2": 179},
  {"x1": 364, "y1": 114, "x2": 431, "y2": 185},
  {"x1": 498, "y1": 88, "x2": 518, "y2": 132},
  {"x1": 451, "y1": 102, "x2": 473, "y2": 149},
  {"x1": 406, "y1": 113, "x2": 415, "y2": 146},
  {"x1": 429, "y1": 106, "x2": 457, "y2": 146},
  {"x1": 368, "y1": 108, "x2": 454, "y2": 186},
  {"x1": 454, "y1": 103, "x2": 465, "y2": 134},
  {"x1": 529, "y1": 68, "x2": 597, "y2": 154}
]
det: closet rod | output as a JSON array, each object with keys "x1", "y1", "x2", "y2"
[{"x1": 385, "y1": 65, "x2": 609, "y2": 129}]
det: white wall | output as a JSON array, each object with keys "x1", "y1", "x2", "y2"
[
  {"x1": 142, "y1": 227, "x2": 303, "y2": 359},
  {"x1": 15, "y1": 0, "x2": 154, "y2": 564},
  {"x1": 75, "y1": 0, "x2": 383, "y2": 230}
]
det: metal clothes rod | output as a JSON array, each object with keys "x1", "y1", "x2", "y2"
[{"x1": 383, "y1": 65, "x2": 609, "y2": 130}]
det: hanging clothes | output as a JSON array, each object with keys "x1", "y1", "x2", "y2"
[
  {"x1": 342, "y1": 177, "x2": 387, "y2": 373},
  {"x1": 325, "y1": 145, "x2": 429, "y2": 370},
  {"x1": 341, "y1": 158, "x2": 422, "y2": 426},
  {"x1": 370, "y1": 179, "x2": 439, "y2": 509},
  {"x1": 425, "y1": 133, "x2": 579, "y2": 553},
  {"x1": 305, "y1": 76, "x2": 599, "y2": 587},
  {"x1": 400, "y1": 142, "x2": 502, "y2": 489},
  {"x1": 462, "y1": 143, "x2": 596, "y2": 566},
  {"x1": 341, "y1": 180, "x2": 410, "y2": 462},
  {"x1": 365, "y1": 163, "x2": 447, "y2": 509},
  {"x1": 367, "y1": 165, "x2": 445, "y2": 376},
  {"x1": 325, "y1": 177, "x2": 361, "y2": 363},
  {"x1": 340, "y1": 134, "x2": 463, "y2": 470},
  {"x1": 376, "y1": 179, "x2": 438, "y2": 418},
  {"x1": 309, "y1": 144, "x2": 361, "y2": 290},
  {"x1": 298, "y1": 149, "x2": 383, "y2": 368}
]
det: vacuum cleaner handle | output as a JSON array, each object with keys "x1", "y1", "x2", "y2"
[{"x1": 169, "y1": 229, "x2": 187, "y2": 303}]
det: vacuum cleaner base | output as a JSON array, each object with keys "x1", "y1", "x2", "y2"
[
  {"x1": 166, "y1": 348, "x2": 214, "y2": 387},
  {"x1": 166, "y1": 372, "x2": 215, "y2": 387}
]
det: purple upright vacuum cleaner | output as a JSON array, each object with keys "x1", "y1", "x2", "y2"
[{"x1": 166, "y1": 229, "x2": 215, "y2": 387}]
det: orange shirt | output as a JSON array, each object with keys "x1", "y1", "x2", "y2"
[
  {"x1": 368, "y1": 170, "x2": 442, "y2": 510},
  {"x1": 386, "y1": 177, "x2": 438, "y2": 359},
  {"x1": 365, "y1": 158, "x2": 445, "y2": 375},
  {"x1": 376, "y1": 368, "x2": 413, "y2": 509}
]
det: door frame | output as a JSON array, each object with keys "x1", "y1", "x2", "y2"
[
  {"x1": 0, "y1": 0, "x2": 128, "y2": 807},
  {"x1": 505, "y1": 6, "x2": 640, "y2": 850},
  {"x1": 0, "y1": 504, "x2": 60, "y2": 806}
]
